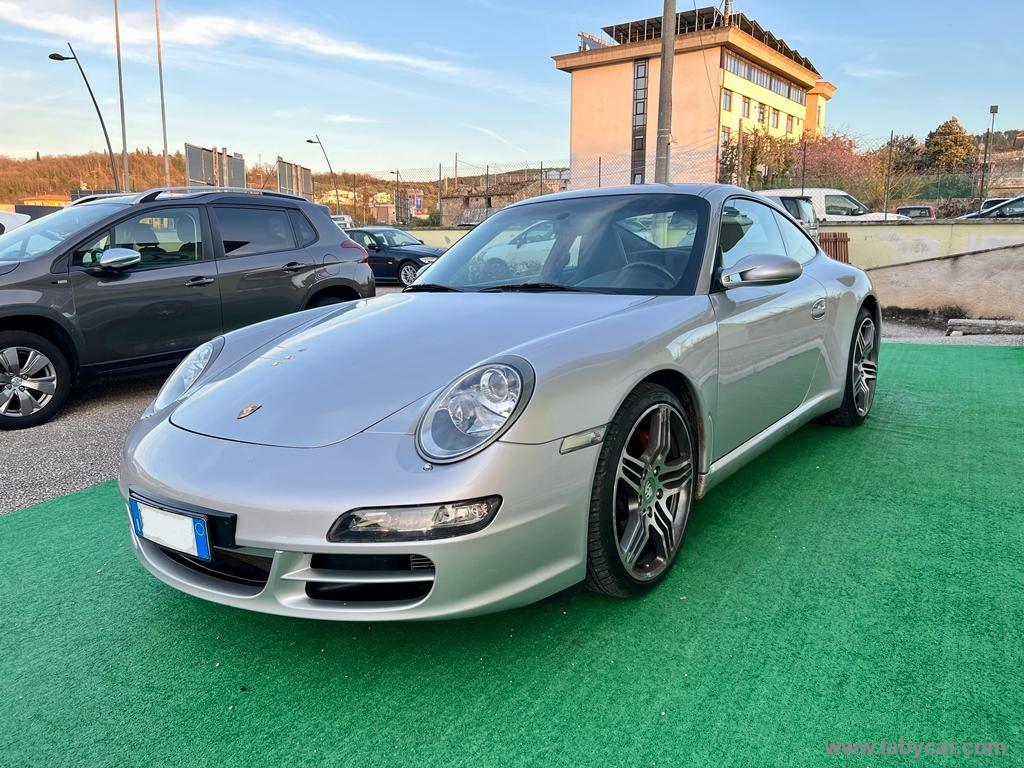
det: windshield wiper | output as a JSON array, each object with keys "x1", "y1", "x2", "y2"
[
  {"x1": 479, "y1": 282, "x2": 585, "y2": 293},
  {"x1": 403, "y1": 283, "x2": 462, "y2": 293}
]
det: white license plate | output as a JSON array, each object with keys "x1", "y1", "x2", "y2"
[{"x1": 128, "y1": 499, "x2": 211, "y2": 560}]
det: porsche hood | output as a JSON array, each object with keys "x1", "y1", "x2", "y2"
[{"x1": 169, "y1": 292, "x2": 652, "y2": 448}]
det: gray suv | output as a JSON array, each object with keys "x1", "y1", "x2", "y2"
[{"x1": 0, "y1": 187, "x2": 375, "y2": 429}]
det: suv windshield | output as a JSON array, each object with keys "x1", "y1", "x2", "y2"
[
  {"x1": 0, "y1": 203, "x2": 125, "y2": 262},
  {"x1": 415, "y1": 193, "x2": 709, "y2": 294}
]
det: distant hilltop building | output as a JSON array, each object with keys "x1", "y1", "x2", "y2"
[{"x1": 554, "y1": 5, "x2": 835, "y2": 186}]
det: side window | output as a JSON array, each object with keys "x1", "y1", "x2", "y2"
[
  {"x1": 718, "y1": 198, "x2": 785, "y2": 270},
  {"x1": 824, "y1": 194, "x2": 862, "y2": 217},
  {"x1": 288, "y1": 210, "x2": 318, "y2": 247},
  {"x1": 350, "y1": 231, "x2": 374, "y2": 250},
  {"x1": 71, "y1": 230, "x2": 111, "y2": 268},
  {"x1": 773, "y1": 211, "x2": 818, "y2": 264},
  {"x1": 112, "y1": 207, "x2": 203, "y2": 268},
  {"x1": 214, "y1": 207, "x2": 295, "y2": 257}
]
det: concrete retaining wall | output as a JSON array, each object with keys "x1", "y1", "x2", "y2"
[
  {"x1": 820, "y1": 219, "x2": 1024, "y2": 270},
  {"x1": 866, "y1": 244, "x2": 1024, "y2": 321}
]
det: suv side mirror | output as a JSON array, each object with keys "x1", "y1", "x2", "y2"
[
  {"x1": 720, "y1": 253, "x2": 802, "y2": 288},
  {"x1": 98, "y1": 248, "x2": 141, "y2": 270}
]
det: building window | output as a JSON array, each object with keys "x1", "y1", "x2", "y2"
[
  {"x1": 722, "y1": 89, "x2": 732, "y2": 112},
  {"x1": 786, "y1": 114, "x2": 794, "y2": 133},
  {"x1": 772, "y1": 109, "x2": 780, "y2": 129},
  {"x1": 757, "y1": 103, "x2": 766, "y2": 124},
  {"x1": 630, "y1": 58, "x2": 649, "y2": 185},
  {"x1": 741, "y1": 97, "x2": 750, "y2": 118},
  {"x1": 720, "y1": 126, "x2": 731, "y2": 145},
  {"x1": 722, "y1": 50, "x2": 808, "y2": 106}
]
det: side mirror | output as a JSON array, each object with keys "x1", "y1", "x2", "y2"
[
  {"x1": 98, "y1": 248, "x2": 141, "y2": 270},
  {"x1": 417, "y1": 238, "x2": 425, "y2": 244},
  {"x1": 720, "y1": 253, "x2": 802, "y2": 289}
]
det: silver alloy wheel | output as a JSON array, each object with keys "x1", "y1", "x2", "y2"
[
  {"x1": 613, "y1": 403, "x2": 694, "y2": 581},
  {"x1": 0, "y1": 346, "x2": 58, "y2": 418},
  {"x1": 399, "y1": 263, "x2": 419, "y2": 287},
  {"x1": 852, "y1": 316, "x2": 879, "y2": 417}
]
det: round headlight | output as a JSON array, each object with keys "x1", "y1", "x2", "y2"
[
  {"x1": 153, "y1": 338, "x2": 222, "y2": 411},
  {"x1": 416, "y1": 357, "x2": 535, "y2": 463}
]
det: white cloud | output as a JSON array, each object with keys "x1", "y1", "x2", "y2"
[
  {"x1": 325, "y1": 114, "x2": 378, "y2": 124},
  {"x1": 0, "y1": 0, "x2": 459, "y2": 73},
  {"x1": 465, "y1": 124, "x2": 529, "y2": 155}
]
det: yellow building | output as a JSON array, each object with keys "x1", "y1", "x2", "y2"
[{"x1": 553, "y1": 6, "x2": 836, "y2": 185}]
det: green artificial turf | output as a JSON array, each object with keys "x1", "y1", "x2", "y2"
[{"x1": 1, "y1": 344, "x2": 1022, "y2": 767}]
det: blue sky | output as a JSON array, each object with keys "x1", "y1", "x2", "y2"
[{"x1": 0, "y1": 0, "x2": 1017, "y2": 173}]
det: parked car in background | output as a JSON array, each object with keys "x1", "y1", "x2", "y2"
[
  {"x1": 0, "y1": 211, "x2": 30, "y2": 235},
  {"x1": 119, "y1": 183, "x2": 881, "y2": 621},
  {"x1": 763, "y1": 194, "x2": 819, "y2": 239},
  {"x1": 895, "y1": 204, "x2": 936, "y2": 220},
  {"x1": 980, "y1": 198, "x2": 1007, "y2": 213},
  {"x1": 0, "y1": 187, "x2": 374, "y2": 429},
  {"x1": 346, "y1": 226, "x2": 445, "y2": 286},
  {"x1": 331, "y1": 214, "x2": 354, "y2": 229},
  {"x1": 759, "y1": 187, "x2": 911, "y2": 222},
  {"x1": 959, "y1": 195, "x2": 1024, "y2": 220}
]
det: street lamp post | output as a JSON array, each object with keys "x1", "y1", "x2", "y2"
[
  {"x1": 306, "y1": 135, "x2": 340, "y2": 214},
  {"x1": 981, "y1": 104, "x2": 999, "y2": 199},
  {"x1": 154, "y1": 0, "x2": 170, "y2": 186},
  {"x1": 113, "y1": 0, "x2": 130, "y2": 191},
  {"x1": 49, "y1": 45, "x2": 120, "y2": 192},
  {"x1": 390, "y1": 169, "x2": 401, "y2": 225}
]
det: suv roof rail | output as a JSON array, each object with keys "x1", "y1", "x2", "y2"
[
  {"x1": 70, "y1": 192, "x2": 134, "y2": 206},
  {"x1": 132, "y1": 186, "x2": 309, "y2": 204}
]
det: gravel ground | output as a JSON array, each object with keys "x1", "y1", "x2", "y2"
[{"x1": 1, "y1": 296, "x2": 1018, "y2": 514}]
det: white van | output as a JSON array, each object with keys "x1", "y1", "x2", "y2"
[{"x1": 758, "y1": 187, "x2": 910, "y2": 222}]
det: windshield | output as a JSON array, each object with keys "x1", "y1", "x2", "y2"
[
  {"x1": 0, "y1": 203, "x2": 124, "y2": 262},
  {"x1": 376, "y1": 229, "x2": 421, "y2": 247},
  {"x1": 414, "y1": 193, "x2": 709, "y2": 295}
]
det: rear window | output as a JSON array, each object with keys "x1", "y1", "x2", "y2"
[
  {"x1": 213, "y1": 207, "x2": 296, "y2": 257},
  {"x1": 781, "y1": 198, "x2": 815, "y2": 223}
]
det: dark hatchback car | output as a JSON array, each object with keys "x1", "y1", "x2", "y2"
[
  {"x1": 346, "y1": 226, "x2": 444, "y2": 287},
  {"x1": 0, "y1": 187, "x2": 374, "y2": 429}
]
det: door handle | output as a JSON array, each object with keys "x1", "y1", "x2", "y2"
[
  {"x1": 282, "y1": 262, "x2": 309, "y2": 273},
  {"x1": 811, "y1": 297, "x2": 827, "y2": 320},
  {"x1": 184, "y1": 277, "x2": 215, "y2": 287}
]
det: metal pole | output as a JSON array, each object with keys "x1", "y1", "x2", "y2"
[
  {"x1": 154, "y1": 0, "x2": 170, "y2": 186},
  {"x1": 438, "y1": 163, "x2": 442, "y2": 224},
  {"x1": 653, "y1": 0, "x2": 676, "y2": 183},
  {"x1": 981, "y1": 105, "x2": 998, "y2": 199},
  {"x1": 62, "y1": 44, "x2": 119, "y2": 192},
  {"x1": 394, "y1": 169, "x2": 400, "y2": 225},
  {"x1": 800, "y1": 137, "x2": 807, "y2": 195},
  {"x1": 113, "y1": 0, "x2": 130, "y2": 190},
  {"x1": 598, "y1": 156, "x2": 602, "y2": 187},
  {"x1": 882, "y1": 130, "x2": 894, "y2": 221},
  {"x1": 312, "y1": 134, "x2": 340, "y2": 215}
]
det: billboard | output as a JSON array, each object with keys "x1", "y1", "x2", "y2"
[
  {"x1": 276, "y1": 158, "x2": 313, "y2": 200},
  {"x1": 186, "y1": 143, "x2": 245, "y2": 187}
]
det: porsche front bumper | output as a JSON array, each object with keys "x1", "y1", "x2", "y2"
[{"x1": 120, "y1": 420, "x2": 598, "y2": 621}]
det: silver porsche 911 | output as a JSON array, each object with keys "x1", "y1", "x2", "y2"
[{"x1": 120, "y1": 184, "x2": 880, "y2": 620}]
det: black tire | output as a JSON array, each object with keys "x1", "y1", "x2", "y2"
[
  {"x1": 308, "y1": 293, "x2": 350, "y2": 309},
  {"x1": 397, "y1": 261, "x2": 419, "y2": 288},
  {"x1": 585, "y1": 383, "x2": 696, "y2": 598},
  {"x1": 0, "y1": 330, "x2": 73, "y2": 430},
  {"x1": 826, "y1": 306, "x2": 879, "y2": 427}
]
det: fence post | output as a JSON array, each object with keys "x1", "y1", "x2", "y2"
[
  {"x1": 882, "y1": 130, "x2": 894, "y2": 221},
  {"x1": 598, "y1": 156, "x2": 602, "y2": 188}
]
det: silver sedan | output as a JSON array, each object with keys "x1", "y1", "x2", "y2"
[{"x1": 120, "y1": 184, "x2": 880, "y2": 620}]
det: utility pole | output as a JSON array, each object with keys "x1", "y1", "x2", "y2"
[
  {"x1": 653, "y1": 0, "x2": 676, "y2": 183},
  {"x1": 980, "y1": 105, "x2": 998, "y2": 199},
  {"x1": 154, "y1": 0, "x2": 170, "y2": 186},
  {"x1": 882, "y1": 130, "x2": 894, "y2": 221},
  {"x1": 113, "y1": 0, "x2": 130, "y2": 190}
]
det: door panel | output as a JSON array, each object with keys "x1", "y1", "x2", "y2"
[
  {"x1": 711, "y1": 198, "x2": 827, "y2": 459},
  {"x1": 70, "y1": 206, "x2": 222, "y2": 367},
  {"x1": 212, "y1": 206, "x2": 315, "y2": 331}
]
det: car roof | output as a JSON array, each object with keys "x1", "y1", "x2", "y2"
[
  {"x1": 758, "y1": 187, "x2": 847, "y2": 195},
  {"x1": 72, "y1": 187, "x2": 312, "y2": 209},
  {"x1": 506, "y1": 182, "x2": 751, "y2": 209},
  {"x1": 360, "y1": 225, "x2": 401, "y2": 231}
]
